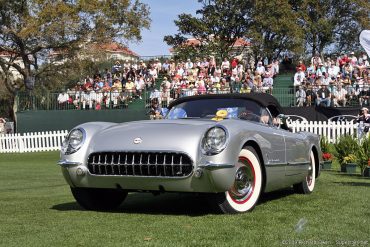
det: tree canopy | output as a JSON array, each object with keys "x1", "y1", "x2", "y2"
[
  {"x1": 292, "y1": 0, "x2": 370, "y2": 56},
  {"x1": 0, "y1": 0, "x2": 150, "y2": 94},
  {"x1": 164, "y1": 0, "x2": 254, "y2": 61},
  {"x1": 165, "y1": 0, "x2": 369, "y2": 61}
]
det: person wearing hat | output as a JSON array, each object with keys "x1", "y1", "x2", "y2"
[
  {"x1": 125, "y1": 77, "x2": 135, "y2": 102},
  {"x1": 296, "y1": 60, "x2": 306, "y2": 72},
  {"x1": 255, "y1": 61, "x2": 265, "y2": 75},
  {"x1": 349, "y1": 52, "x2": 358, "y2": 66},
  {"x1": 357, "y1": 107, "x2": 370, "y2": 139},
  {"x1": 295, "y1": 85, "x2": 306, "y2": 107},
  {"x1": 112, "y1": 61, "x2": 122, "y2": 73},
  {"x1": 316, "y1": 62, "x2": 326, "y2": 77},
  {"x1": 333, "y1": 83, "x2": 348, "y2": 107},
  {"x1": 316, "y1": 84, "x2": 331, "y2": 107}
]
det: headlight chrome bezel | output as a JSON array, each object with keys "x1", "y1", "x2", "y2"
[
  {"x1": 62, "y1": 128, "x2": 86, "y2": 155},
  {"x1": 201, "y1": 126, "x2": 228, "y2": 155}
]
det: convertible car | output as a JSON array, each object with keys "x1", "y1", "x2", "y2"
[{"x1": 58, "y1": 93, "x2": 322, "y2": 213}]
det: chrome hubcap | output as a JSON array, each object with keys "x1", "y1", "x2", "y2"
[
  {"x1": 229, "y1": 164, "x2": 254, "y2": 201},
  {"x1": 307, "y1": 161, "x2": 313, "y2": 185}
]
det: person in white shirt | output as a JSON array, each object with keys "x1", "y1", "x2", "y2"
[
  {"x1": 333, "y1": 83, "x2": 347, "y2": 107},
  {"x1": 255, "y1": 62, "x2": 265, "y2": 75},
  {"x1": 149, "y1": 66, "x2": 158, "y2": 80},
  {"x1": 294, "y1": 68, "x2": 305, "y2": 87},
  {"x1": 321, "y1": 73, "x2": 331, "y2": 86},
  {"x1": 357, "y1": 107, "x2": 370, "y2": 139},
  {"x1": 221, "y1": 58, "x2": 230, "y2": 71},
  {"x1": 57, "y1": 91, "x2": 69, "y2": 109},
  {"x1": 296, "y1": 86, "x2": 306, "y2": 107},
  {"x1": 349, "y1": 52, "x2": 358, "y2": 66},
  {"x1": 135, "y1": 76, "x2": 145, "y2": 99},
  {"x1": 185, "y1": 59, "x2": 193, "y2": 70}
]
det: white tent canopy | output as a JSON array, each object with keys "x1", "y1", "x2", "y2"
[{"x1": 360, "y1": 30, "x2": 370, "y2": 57}]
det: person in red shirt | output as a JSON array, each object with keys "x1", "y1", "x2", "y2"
[
  {"x1": 296, "y1": 60, "x2": 306, "y2": 72},
  {"x1": 339, "y1": 54, "x2": 350, "y2": 67},
  {"x1": 231, "y1": 58, "x2": 238, "y2": 69}
]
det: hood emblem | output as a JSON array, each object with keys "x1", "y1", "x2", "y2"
[{"x1": 133, "y1": 137, "x2": 142, "y2": 144}]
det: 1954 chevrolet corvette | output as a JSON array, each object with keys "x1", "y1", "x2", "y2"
[{"x1": 58, "y1": 93, "x2": 322, "y2": 213}]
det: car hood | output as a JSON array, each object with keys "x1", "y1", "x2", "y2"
[{"x1": 88, "y1": 119, "x2": 218, "y2": 154}]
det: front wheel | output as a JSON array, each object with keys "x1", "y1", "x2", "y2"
[
  {"x1": 71, "y1": 187, "x2": 128, "y2": 211},
  {"x1": 293, "y1": 150, "x2": 316, "y2": 194},
  {"x1": 210, "y1": 147, "x2": 263, "y2": 214}
]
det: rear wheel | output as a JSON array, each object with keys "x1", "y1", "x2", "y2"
[
  {"x1": 71, "y1": 187, "x2": 127, "y2": 211},
  {"x1": 211, "y1": 147, "x2": 263, "y2": 214},
  {"x1": 293, "y1": 150, "x2": 316, "y2": 194}
]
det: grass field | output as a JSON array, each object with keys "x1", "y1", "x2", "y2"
[{"x1": 0, "y1": 152, "x2": 369, "y2": 247}]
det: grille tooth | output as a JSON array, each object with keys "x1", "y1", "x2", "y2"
[{"x1": 87, "y1": 152, "x2": 193, "y2": 177}]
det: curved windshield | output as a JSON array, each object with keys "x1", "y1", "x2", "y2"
[{"x1": 166, "y1": 98, "x2": 271, "y2": 123}]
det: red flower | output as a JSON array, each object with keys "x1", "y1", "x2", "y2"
[{"x1": 322, "y1": 152, "x2": 332, "y2": 161}]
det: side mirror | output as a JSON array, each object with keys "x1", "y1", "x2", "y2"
[{"x1": 277, "y1": 114, "x2": 291, "y2": 131}]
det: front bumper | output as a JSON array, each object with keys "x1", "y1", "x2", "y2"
[{"x1": 58, "y1": 159, "x2": 236, "y2": 193}]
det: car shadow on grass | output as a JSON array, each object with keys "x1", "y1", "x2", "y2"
[
  {"x1": 51, "y1": 192, "x2": 213, "y2": 216},
  {"x1": 259, "y1": 188, "x2": 295, "y2": 205},
  {"x1": 51, "y1": 189, "x2": 296, "y2": 216}
]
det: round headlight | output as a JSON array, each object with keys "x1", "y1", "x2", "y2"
[
  {"x1": 202, "y1": 127, "x2": 228, "y2": 155},
  {"x1": 69, "y1": 129, "x2": 84, "y2": 148},
  {"x1": 62, "y1": 128, "x2": 86, "y2": 155}
]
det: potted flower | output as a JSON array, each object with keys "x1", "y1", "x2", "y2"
[
  {"x1": 320, "y1": 136, "x2": 332, "y2": 170},
  {"x1": 343, "y1": 154, "x2": 357, "y2": 174},
  {"x1": 322, "y1": 152, "x2": 333, "y2": 170},
  {"x1": 334, "y1": 135, "x2": 358, "y2": 172}
]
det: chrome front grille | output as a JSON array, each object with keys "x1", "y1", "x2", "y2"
[{"x1": 87, "y1": 152, "x2": 193, "y2": 177}]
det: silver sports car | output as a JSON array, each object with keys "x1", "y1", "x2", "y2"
[{"x1": 58, "y1": 93, "x2": 322, "y2": 213}]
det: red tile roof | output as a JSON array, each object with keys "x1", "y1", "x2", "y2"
[
  {"x1": 95, "y1": 43, "x2": 139, "y2": 57},
  {"x1": 170, "y1": 37, "x2": 250, "y2": 52},
  {"x1": 49, "y1": 42, "x2": 139, "y2": 58}
]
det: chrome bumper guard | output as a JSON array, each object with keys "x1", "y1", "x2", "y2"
[
  {"x1": 198, "y1": 161, "x2": 234, "y2": 170},
  {"x1": 58, "y1": 160, "x2": 82, "y2": 168}
]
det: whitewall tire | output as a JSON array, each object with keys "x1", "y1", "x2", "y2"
[
  {"x1": 211, "y1": 146, "x2": 263, "y2": 214},
  {"x1": 293, "y1": 150, "x2": 316, "y2": 194}
]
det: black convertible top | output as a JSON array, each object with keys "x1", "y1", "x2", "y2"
[{"x1": 168, "y1": 93, "x2": 284, "y2": 116}]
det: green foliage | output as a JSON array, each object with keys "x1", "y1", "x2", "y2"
[
  {"x1": 164, "y1": 0, "x2": 254, "y2": 61},
  {"x1": 291, "y1": 0, "x2": 370, "y2": 55},
  {"x1": 320, "y1": 136, "x2": 330, "y2": 154},
  {"x1": 355, "y1": 136, "x2": 370, "y2": 175},
  {"x1": 249, "y1": 0, "x2": 304, "y2": 60},
  {"x1": 0, "y1": 0, "x2": 150, "y2": 94},
  {"x1": 334, "y1": 135, "x2": 359, "y2": 167},
  {"x1": 168, "y1": 0, "x2": 369, "y2": 60}
]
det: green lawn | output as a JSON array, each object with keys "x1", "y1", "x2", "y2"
[{"x1": 0, "y1": 152, "x2": 369, "y2": 247}]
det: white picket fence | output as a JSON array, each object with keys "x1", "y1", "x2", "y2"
[
  {"x1": 0, "y1": 121, "x2": 359, "y2": 153},
  {"x1": 289, "y1": 121, "x2": 357, "y2": 143},
  {"x1": 0, "y1": 130, "x2": 68, "y2": 153}
]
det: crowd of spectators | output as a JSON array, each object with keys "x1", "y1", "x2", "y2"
[
  {"x1": 56, "y1": 51, "x2": 370, "y2": 111},
  {"x1": 57, "y1": 56, "x2": 280, "y2": 110},
  {"x1": 57, "y1": 59, "x2": 160, "y2": 110},
  {"x1": 149, "y1": 56, "x2": 280, "y2": 106},
  {"x1": 294, "y1": 52, "x2": 369, "y2": 107}
]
